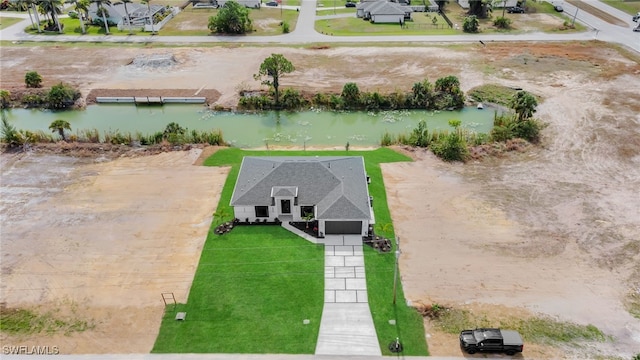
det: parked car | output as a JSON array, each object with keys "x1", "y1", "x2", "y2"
[
  {"x1": 554, "y1": 5, "x2": 563, "y2": 12},
  {"x1": 507, "y1": 6, "x2": 524, "y2": 14},
  {"x1": 633, "y1": 12, "x2": 640, "y2": 22},
  {"x1": 265, "y1": 1, "x2": 278, "y2": 6},
  {"x1": 634, "y1": 24, "x2": 640, "y2": 32},
  {"x1": 345, "y1": 2, "x2": 356, "y2": 7},
  {"x1": 459, "y1": 328, "x2": 524, "y2": 355}
]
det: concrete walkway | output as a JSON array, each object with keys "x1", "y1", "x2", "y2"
[{"x1": 280, "y1": 224, "x2": 381, "y2": 356}]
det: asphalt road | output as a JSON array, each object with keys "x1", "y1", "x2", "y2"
[{"x1": 0, "y1": 0, "x2": 638, "y2": 52}]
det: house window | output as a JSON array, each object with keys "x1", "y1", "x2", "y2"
[
  {"x1": 255, "y1": 206, "x2": 269, "y2": 218},
  {"x1": 300, "y1": 206, "x2": 314, "y2": 218}
]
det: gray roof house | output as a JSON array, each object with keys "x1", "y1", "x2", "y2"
[
  {"x1": 356, "y1": 0, "x2": 412, "y2": 23},
  {"x1": 230, "y1": 156, "x2": 373, "y2": 236}
]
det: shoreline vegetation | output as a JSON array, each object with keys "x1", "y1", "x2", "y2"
[{"x1": 1, "y1": 71, "x2": 543, "y2": 162}]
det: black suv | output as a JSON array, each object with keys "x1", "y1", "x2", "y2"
[{"x1": 507, "y1": 6, "x2": 524, "y2": 13}]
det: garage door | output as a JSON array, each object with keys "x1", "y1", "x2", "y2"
[{"x1": 325, "y1": 221, "x2": 362, "y2": 235}]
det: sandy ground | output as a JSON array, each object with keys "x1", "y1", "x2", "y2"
[
  {"x1": 0, "y1": 150, "x2": 230, "y2": 353},
  {"x1": 1, "y1": 43, "x2": 640, "y2": 358}
]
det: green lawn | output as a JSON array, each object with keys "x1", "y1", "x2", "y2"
[
  {"x1": 162, "y1": 6, "x2": 298, "y2": 35},
  {"x1": 0, "y1": 16, "x2": 24, "y2": 30},
  {"x1": 316, "y1": 14, "x2": 456, "y2": 36},
  {"x1": 601, "y1": 0, "x2": 640, "y2": 15},
  {"x1": 153, "y1": 226, "x2": 325, "y2": 353},
  {"x1": 153, "y1": 147, "x2": 428, "y2": 355}
]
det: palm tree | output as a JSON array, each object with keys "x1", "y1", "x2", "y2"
[
  {"x1": 141, "y1": 0, "x2": 154, "y2": 34},
  {"x1": 76, "y1": 0, "x2": 90, "y2": 25},
  {"x1": 91, "y1": 0, "x2": 111, "y2": 34},
  {"x1": 12, "y1": 0, "x2": 36, "y2": 30},
  {"x1": 64, "y1": 0, "x2": 87, "y2": 35},
  {"x1": 48, "y1": 119, "x2": 72, "y2": 141},
  {"x1": 114, "y1": 0, "x2": 132, "y2": 34},
  {"x1": 66, "y1": 0, "x2": 86, "y2": 34},
  {"x1": 39, "y1": 0, "x2": 63, "y2": 33},
  {"x1": 28, "y1": 0, "x2": 42, "y2": 32}
]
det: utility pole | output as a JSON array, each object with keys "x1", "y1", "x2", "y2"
[
  {"x1": 392, "y1": 236, "x2": 401, "y2": 304},
  {"x1": 572, "y1": 5, "x2": 578, "y2": 26}
]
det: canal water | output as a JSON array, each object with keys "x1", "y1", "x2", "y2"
[{"x1": 5, "y1": 104, "x2": 497, "y2": 148}]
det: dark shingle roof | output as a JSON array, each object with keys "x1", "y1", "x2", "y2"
[{"x1": 231, "y1": 156, "x2": 371, "y2": 220}]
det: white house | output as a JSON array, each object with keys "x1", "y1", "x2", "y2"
[
  {"x1": 357, "y1": 0, "x2": 412, "y2": 24},
  {"x1": 230, "y1": 156, "x2": 374, "y2": 236}
]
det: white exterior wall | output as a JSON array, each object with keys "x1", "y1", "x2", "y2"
[{"x1": 371, "y1": 14, "x2": 403, "y2": 23}]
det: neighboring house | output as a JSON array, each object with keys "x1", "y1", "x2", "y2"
[
  {"x1": 216, "y1": 0, "x2": 262, "y2": 8},
  {"x1": 357, "y1": 0, "x2": 412, "y2": 23},
  {"x1": 230, "y1": 156, "x2": 374, "y2": 236},
  {"x1": 88, "y1": 2, "x2": 166, "y2": 27},
  {"x1": 457, "y1": 0, "x2": 518, "y2": 9}
]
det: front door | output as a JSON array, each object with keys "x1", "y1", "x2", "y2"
[{"x1": 281, "y1": 199, "x2": 291, "y2": 214}]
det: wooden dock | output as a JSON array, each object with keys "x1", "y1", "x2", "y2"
[{"x1": 95, "y1": 96, "x2": 207, "y2": 105}]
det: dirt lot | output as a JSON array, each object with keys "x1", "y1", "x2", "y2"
[{"x1": 1, "y1": 43, "x2": 639, "y2": 358}]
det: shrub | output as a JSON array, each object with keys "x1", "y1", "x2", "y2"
[
  {"x1": 1, "y1": 111, "x2": 20, "y2": 147},
  {"x1": 380, "y1": 131, "x2": 394, "y2": 146},
  {"x1": 21, "y1": 93, "x2": 45, "y2": 107},
  {"x1": 410, "y1": 119, "x2": 430, "y2": 147},
  {"x1": 494, "y1": 16, "x2": 511, "y2": 29},
  {"x1": 463, "y1": 15, "x2": 479, "y2": 33},
  {"x1": 312, "y1": 93, "x2": 331, "y2": 108},
  {"x1": 25, "y1": 71, "x2": 42, "y2": 88},
  {"x1": 280, "y1": 88, "x2": 306, "y2": 110},
  {"x1": 362, "y1": 91, "x2": 387, "y2": 111},
  {"x1": 238, "y1": 94, "x2": 271, "y2": 110},
  {"x1": 429, "y1": 120, "x2": 469, "y2": 162},
  {"x1": 0, "y1": 89, "x2": 10, "y2": 109},
  {"x1": 282, "y1": 20, "x2": 290, "y2": 33},
  {"x1": 47, "y1": 83, "x2": 80, "y2": 109}
]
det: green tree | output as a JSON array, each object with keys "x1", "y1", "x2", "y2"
[
  {"x1": 434, "y1": 75, "x2": 465, "y2": 109},
  {"x1": 0, "y1": 90, "x2": 10, "y2": 109},
  {"x1": 341, "y1": 82, "x2": 361, "y2": 109},
  {"x1": 410, "y1": 79, "x2": 433, "y2": 108},
  {"x1": 463, "y1": 15, "x2": 479, "y2": 33},
  {"x1": 208, "y1": 0, "x2": 252, "y2": 34},
  {"x1": 66, "y1": 0, "x2": 86, "y2": 34},
  {"x1": 48, "y1": 119, "x2": 71, "y2": 141},
  {"x1": 509, "y1": 90, "x2": 538, "y2": 121},
  {"x1": 468, "y1": 0, "x2": 490, "y2": 19},
  {"x1": 12, "y1": 0, "x2": 39, "y2": 31},
  {"x1": 254, "y1": 54, "x2": 295, "y2": 106},
  {"x1": 39, "y1": 0, "x2": 64, "y2": 33},
  {"x1": 25, "y1": 70, "x2": 42, "y2": 88},
  {"x1": 47, "y1": 83, "x2": 79, "y2": 109},
  {"x1": 90, "y1": 0, "x2": 111, "y2": 34}
]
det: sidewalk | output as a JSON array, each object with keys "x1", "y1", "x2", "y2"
[
  {"x1": 315, "y1": 235, "x2": 380, "y2": 356},
  {"x1": 280, "y1": 224, "x2": 381, "y2": 356}
]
